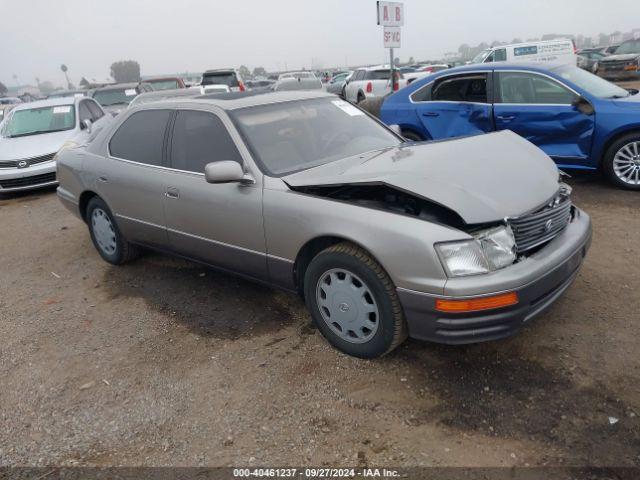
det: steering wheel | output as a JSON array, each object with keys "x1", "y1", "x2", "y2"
[{"x1": 322, "y1": 130, "x2": 352, "y2": 154}]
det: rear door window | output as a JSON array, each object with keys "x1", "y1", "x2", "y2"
[
  {"x1": 109, "y1": 110, "x2": 172, "y2": 166},
  {"x1": 431, "y1": 74, "x2": 488, "y2": 103},
  {"x1": 170, "y1": 110, "x2": 242, "y2": 173}
]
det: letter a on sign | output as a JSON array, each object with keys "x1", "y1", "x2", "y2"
[{"x1": 377, "y1": 1, "x2": 404, "y2": 27}]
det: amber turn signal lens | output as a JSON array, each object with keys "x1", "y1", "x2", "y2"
[{"x1": 435, "y1": 292, "x2": 519, "y2": 313}]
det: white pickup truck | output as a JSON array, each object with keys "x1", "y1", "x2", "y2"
[{"x1": 343, "y1": 66, "x2": 406, "y2": 104}]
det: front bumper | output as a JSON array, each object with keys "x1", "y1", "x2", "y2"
[
  {"x1": 0, "y1": 161, "x2": 57, "y2": 192},
  {"x1": 397, "y1": 208, "x2": 592, "y2": 344},
  {"x1": 599, "y1": 68, "x2": 640, "y2": 81}
]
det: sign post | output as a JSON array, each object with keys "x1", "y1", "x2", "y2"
[{"x1": 377, "y1": 2, "x2": 404, "y2": 92}]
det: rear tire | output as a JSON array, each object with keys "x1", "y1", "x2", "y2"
[
  {"x1": 86, "y1": 197, "x2": 140, "y2": 265},
  {"x1": 303, "y1": 242, "x2": 407, "y2": 358},
  {"x1": 603, "y1": 133, "x2": 640, "y2": 190}
]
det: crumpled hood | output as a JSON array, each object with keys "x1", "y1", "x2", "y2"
[
  {"x1": 283, "y1": 130, "x2": 560, "y2": 224},
  {"x1": 0, "y1": 129, "x2": 75, "y2": 161},
  {"x1": 600, "y1": 53, "x2": 640, "y2": 63}
]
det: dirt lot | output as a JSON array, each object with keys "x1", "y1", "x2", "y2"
[{"x1": 0, "y1": 173, "x2": 639, "y2": 469}]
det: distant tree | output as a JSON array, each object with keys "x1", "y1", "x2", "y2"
[
  {"x1": 252, "y1": 66, "x2": 267, "y2": 77},
  {"x1": 238, "y1": 65, "x2": 251, "y2": 79},
  {"x1": 408, "y1": 56, "x2": 415, "y2": 65},
  {"x1": 39, "y1": 81, "x2": 56, "y2": 94},
  {"x1": 110, "y1": 60, "x2": 141, "y2": 83},
  {"x1": 0, "y1": 81, "x2": 7, "y2": 95},
  {"x1": 511, "y1": 38, "x2": 523, "y2": 44},
  {"x1": 79, "y1": 77, "x2": 90, "y2": 88}
]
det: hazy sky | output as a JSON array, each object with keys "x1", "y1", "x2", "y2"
[{"x1": 2, "y1": 0, "x2": 638, "y2": 87}]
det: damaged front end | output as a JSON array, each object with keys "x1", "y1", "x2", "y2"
[
  {"x1": 289, "y1": 183, "x2": 467, "y2": 229},
  {"x1": 289, "y1": 180, "x2": 575, "y2": 278}
]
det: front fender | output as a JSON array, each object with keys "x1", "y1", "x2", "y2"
[{"x1": 263, "y1": 181, "x2": 469, "y2": 295}]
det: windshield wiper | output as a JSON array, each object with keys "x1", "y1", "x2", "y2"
[
  {"x1": 608, "y1": 94, "x2": 630, "y2": 99},
  {"x1": 8, "y1": 128, "x2": 69, "y2": 138}
]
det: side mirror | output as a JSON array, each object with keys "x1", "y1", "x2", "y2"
[
  {"x1": 81, "y1": 118, "x2": 93, "y2": 133},
  {"x1": 388, "y1": 124, "x2": 402, "y2": 136},
  {"x1": 572, "y1": 96, "x2": 595, "y2": 116},
  {"x1": 205, "y1": 161, "x2": 253, "y2": 184}
]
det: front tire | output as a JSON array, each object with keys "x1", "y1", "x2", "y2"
[
  {"x1": 603, "y1": 133, "x2": 640, "y2": 190},
  {"x1": 86, "y1": 197, "x2": 140, "y2": 264},
  {"x1": 303, "y1": 242, "x2": 407, "y2": 358}
]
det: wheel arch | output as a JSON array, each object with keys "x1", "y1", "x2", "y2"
[
  {"x1": 78, "y1": 190, "x2": 99, "y2": 223},
  {"x1": 293, "y1": 235, "x2": 386, "y2": 296},
  {"x1": 599, "y1": 126, "x2": 640, "y2": 166}
]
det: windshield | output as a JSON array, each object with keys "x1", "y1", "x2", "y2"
[
  {"x1": 615, "y1": 40, "x2": 640, "y2": 55},
  {"x1": 2, "y1": 105, "x2": 75, "y2": 138},
  {"x1": 472, "y1": 49, "x2": 491, "y2": 64},
  {"x1": 93, "y1": 88, "x2": 138, "y2": 106},
  {"x1": 148, "y1": 79, "x2": 180, "y2": 90},
  {"x1": 556, "y1": 65, "x2": 630, "y2": 98},
  {"x1": 230, "y1": 98, "x2": 401, "y2": 176},
  {"x1": 201, "y1": 73, "x2": 239, "y2": 87}
]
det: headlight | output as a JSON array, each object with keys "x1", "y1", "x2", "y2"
[{"x1": 436, "y1": 226, "x2": 516, "y2": 278}]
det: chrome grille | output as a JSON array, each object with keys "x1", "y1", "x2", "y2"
[
  {"x1": 0, "y1": 172, "x2": 57, "y2": 189},
  {"x1": 0, "y1": 152, "x2": 56, "y2": 169},
  {"x1": 508, "y1": 192, "x2": 573, "y2": 254},
  {"x1": 601, "y1": 60, "x2": 630, "y2": 70}
]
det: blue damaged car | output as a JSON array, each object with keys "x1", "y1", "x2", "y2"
[{"x1": 380, "y1": 63, "x2": 640, "y2": 189}]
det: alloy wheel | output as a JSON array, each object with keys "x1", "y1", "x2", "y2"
[{"x1": 613, "y1": 141, "x2": 640, "y2": 186}]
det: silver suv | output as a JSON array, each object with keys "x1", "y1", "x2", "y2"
[{"x1": 56, "y1": 91, "x2": 591, "y2": 358}]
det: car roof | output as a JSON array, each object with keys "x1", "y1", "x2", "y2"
[
  {"x1": 139, "y1": 90, "x2": 333, "y2": 111},
  {"x1": 434, "y1": 62, "x2": 571, "y2": 75},
  {"x1": 202, "y1": 69, "x2": 236, "y2": 74},
  {"x1": 93, "y1": 82, "x2": 141, "y2": 91},
  {"x1": 145, "y1": 77, "x2": 181, "y2": 81},
  {"x1": 355, "y1": 65, "x2": 392, "y2": 71},
  {"x1": 11, "y1": 96, "x2": 78, "y2": 111}
]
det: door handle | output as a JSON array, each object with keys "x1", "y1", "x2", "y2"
[
  {"x1": 97, "y1": 176, "x2": 108, "y2": 183},
  {"x1": 165, "y1": 187, "x2": 180, "y2": 199},
  {"x1": 497, "y1": 114, "x2": 516, "y2": 121},
  {"x1": 422, "y1": 112, "x2": 440, "y2": 117}
]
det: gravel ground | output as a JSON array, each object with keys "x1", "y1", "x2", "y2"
[{"x1": 0, "y1": 173, "x2": 639, "y2": 469}]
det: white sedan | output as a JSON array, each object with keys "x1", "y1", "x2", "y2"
[{"x1": 0, "y1": 97, "x2": 112, "y2": 192}]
